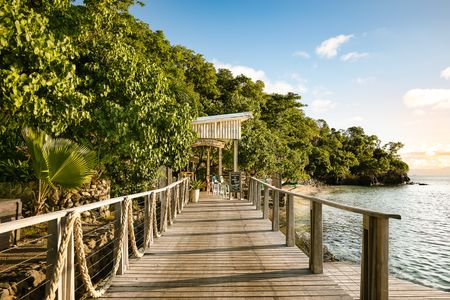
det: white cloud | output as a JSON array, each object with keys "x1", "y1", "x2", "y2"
[
  {"x1": 441, "y1": 67, "x2": 450, "y2": 80},
  {"x1": 310, "y1": 99, "x2": 336, "y2": 112},
  {"x1": 293, "y1": 51, "x2": 310, "y2": 59},
  {"x1": 353, "y1": 76, "x2": 375, "y2": 85},
  {"x1": 403, "y1": 89, "x2": 450, "y2": 110},
  {"x1": 316, "y1": 34, "x2": 353, "y2": 59},
  {"x1": 312, "y1": 86, "x2": 333, "y2": 98},
  {"x1": 350, "y1": 116, "x2": 363, "y2": 122},
  {"x1": 212, "y1": 60, "x2": 266, "y2": 82},
  {"x1": 265, "y1": 81, "x2": 295, "y2": 94},
  {"x1": 211, "y1": 59, "x2": 307, "y2": 94},
  {"x1": 290, "y1": 73, "x2": 308, "y2": 93},
  {"x1": 401, "y1": 144, "x2": 450, "y2": 170},
  {"x1": 341, "y1": 52, "x2": 369, "y2": 62}
]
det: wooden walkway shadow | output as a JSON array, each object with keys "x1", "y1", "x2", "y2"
[{"x1": 99, "y1": 194, "x2": 351, "y2": 299}]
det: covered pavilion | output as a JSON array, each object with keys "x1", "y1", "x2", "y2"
[{"x1": 191, "y1": 112, "x2": 252, "y2": 180}]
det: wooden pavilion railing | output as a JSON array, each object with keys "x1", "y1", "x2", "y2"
[
  {"x1": 0, "y1": 177, "x2": 190, "y2": 300},
  {"x1": 248, "y1": 177, "x2": 401, "y2": 300}
]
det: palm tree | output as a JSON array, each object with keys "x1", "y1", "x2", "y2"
[{"x1": 22, "y1": 127, "x2": 97, "y2": 214}]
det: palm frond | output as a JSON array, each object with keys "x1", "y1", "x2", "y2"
[
  {"x1": 23, "y1": 127, "x2": 97, "y2": 190},
  {"x1": 22, "y1": 127, "x2": 49, "y2": 180},
  {"x1": 45, "y1": 138, "x2": 96, "y2": 189}
]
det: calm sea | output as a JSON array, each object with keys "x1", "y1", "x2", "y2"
[{"x1": 295, "y1": 176, "x2": 450, "y2": 291}]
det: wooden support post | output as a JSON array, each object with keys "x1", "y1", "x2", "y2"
[
  {"x1": 61, "y1": 219, "x2": 75, "y2": 300},
  {"x1": 206, "y1": 147, "x2": 211, "y2": 180},
  {"x1": 218, "y1": 148, "x2": 222, "y2": 176},
  {"x1": 360, "y1": 215, "x2": 389, "y2": 300},
  {"x1": 149, "y1": 193, "x2": 155, "y2": 245},
  {"x1": 168, "y1": 188, "x2": 174, "y2": 225},
  {"x1": 233, "y1": 139, "x2": 238, "y2": 172},
  {"x1": 185, "y1": 179, "x2": 190, "y2": 205},
  {"x1": 256, "y1": 182, "x2": 261, "y2": 211},
  {"x1": 144, "y1": 194, "x2": 150, "y2": 249},
  {"x1": 160, "y1": 190, "x2": 167, "y2": 232},
  {"x1": 172, "y1": 186, "x2": 177, "y2": 218},
  {"x1": 176, "y1": 184, "x2": 181, "y2": 214},
  {"x1": 46, "y1": 216, "x2": 75, "y2": 299},
  {"x1": 46, "y1": 218, "x2": 62, "y2": 299},
  {"x1": 286, "y1": 194, "x2": 295, "y2": 247},
  {"x1": 115, "y1": 201, "x2": 128, "y2": 275},
  {"x1": 179, "y1": 182, "x2": 184, "y2": 210},
  {"x1": 272, "y1": 190, "x2": 280, "y2": 231},
  {"x1": 167, "y1": 168, "x2": 173, "y2": 185},
  {"x1": 251, "y1": 180, "x2": 255, "y2": 205},
  {"x1": 263, "y1": 186, "x2": 269, "y2": 219},
  {"x1": 310, "y1": 202, "x2": 323, "y2": 274}
]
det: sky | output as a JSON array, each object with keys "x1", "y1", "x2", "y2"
[{"x1": 130, "y1": 0, "x2": 450, "y2": 173}]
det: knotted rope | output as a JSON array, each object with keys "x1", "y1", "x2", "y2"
[
  {"x1": 45, "y1": 212, "x2": 78, "y2": 300},
  {"x1": 73, "y1": 199, "x2": 128, "y2": 298},
  {"x1": 45, "y1": 179, "x2": 187, "y2": 300}
]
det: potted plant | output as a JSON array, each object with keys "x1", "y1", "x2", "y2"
[{"x1": 190, "y1": 179, "x2": 204, "y2": 203}]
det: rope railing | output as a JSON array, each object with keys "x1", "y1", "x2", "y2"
[{"x1": 0, "y1": 177, "x2": 190, "y2": 300}]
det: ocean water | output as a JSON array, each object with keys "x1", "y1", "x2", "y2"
[{"x1": 295, "y1": 176, "x2": 450, "y2": 291}]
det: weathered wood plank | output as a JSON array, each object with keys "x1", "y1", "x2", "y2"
[
  {"x1": 98, "y1": 193, "x2": 352, "y2": 299},
  {"x1": 325, "y1": 262, "x2": 450, "y2": 300}
]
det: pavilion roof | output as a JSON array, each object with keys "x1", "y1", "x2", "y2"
[{"x1": 192, "y1": 112, "x2": 252, "y2": 141}]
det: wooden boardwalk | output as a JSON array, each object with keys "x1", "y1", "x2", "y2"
[
  {"x1": 99, "y1": 194, "x2": 352, "y2": 299},
  {"x1": 324, "y1": 262, "x2": 450, "y2": 300}
]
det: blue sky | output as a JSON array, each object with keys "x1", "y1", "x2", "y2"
[{"x1": 130, "y1": 0, "x2": 450, "y2": 171}]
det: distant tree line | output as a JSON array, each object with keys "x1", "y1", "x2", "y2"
[{"x1": 0, "y1": 0, "x2": 409, "y2": 196}]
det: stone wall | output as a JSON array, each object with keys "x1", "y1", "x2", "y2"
[{"x1": 48, "y1": 178, "x2": 110, "y2": 211}]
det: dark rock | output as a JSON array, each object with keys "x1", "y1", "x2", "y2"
[
  {"x1": 295, "y1": 232, "x2": 338, "y2": 262},
  {"x1": 26, "y1": 270, "x2": 45, "y2": 287}
]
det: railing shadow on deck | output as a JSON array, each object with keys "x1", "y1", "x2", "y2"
[
  {"x1": 144, "y1": 244, "x2": 285, "y2": 256},
  {"x1": 106, "y1": 269, "x2": 314, "y2": 290},
  {"x1": 248, "y1": 177, "x2": 401, "y2": 300}
]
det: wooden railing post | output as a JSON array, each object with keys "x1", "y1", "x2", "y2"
[
  {"x1": 61, "y1": 216, "x2": 75, "y2": 300},
  {"x1": 247, "y1": 179, "x2": 251, "y2": 202},
  {"x1": 272, "y1": 190, "x2": 279, "y2": 231},
  {"x1": 180, "y1": 181, "x2": 185, "y2": 210},
  {"x1": 46, "y1": 218, "x2": 62, "y2": 299},
  {"x1": 256, "y1": 183, "x2": 261, "y2": 211},
  {"x1": 185, "y1": 179, "x2": 190, "y2": 205},
  {"x1": 160, "y1": 190, "x2": 168, "y2": 232},
  {"x1": 263, "y1": 186, "x2": 269, "y2": 219},
  {"x1": 173, "y1": 186, "x2": 178, "y2": 218},
  {"x1": 168, "y1": 188, "x2": 174, "y2": 226},
  {"x1": 360, "y1": 215, "x2": 389, "y2": 300},
  {"x1": 115, "y1": 201, "x2": 128, "y2": 275},
  {"x1": 286, "y1": 194, "x2": 295, "y2": 246},
  {"x1": 251, "y1": 180, "x2": 255, "y2": 205},
  {"x1": 144, "y1": 194, "x2": 151, "y2": 249},
  {"x1": 310, "y1": 202, "x2": 323, "y2": 274}
]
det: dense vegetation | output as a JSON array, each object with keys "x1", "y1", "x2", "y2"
[{"x1": 0, "y1": 0, "x2": 409, "y2": 201}]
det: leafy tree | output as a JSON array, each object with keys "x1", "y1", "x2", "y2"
[{"x1": 0, "y1": 0, "x2": 89, "y2": 135}]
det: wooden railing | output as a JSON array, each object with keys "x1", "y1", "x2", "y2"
[
  {"x1": 248, "y1": 177, "x2": 401, "y2": 300},
  {"x1": 0, "y1": 177, "x2": 190, "y2": 300}
]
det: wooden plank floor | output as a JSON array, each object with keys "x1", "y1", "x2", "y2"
[
  {"x1": 324, "y1": 262, "x2": 450, "y2": 300},
  {"x1": 99, "y1": 193, "x2": 351, "y2": 299}
]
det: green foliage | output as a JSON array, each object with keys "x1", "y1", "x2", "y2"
[
  {"x1": 190, "y1": 179, "x2": 205, "y2": 190},
  {"x1": 0, "y1": 159, "x2": 34, "y2": 182},
  {"x1": 0, "y1": 0, "x2": 409, "y2": 193},
  {"x1": 0, "y1": 0, "x2": 89, "y2": 135},
  {"x1": 22, "y1": 127, "x2": 96, "y2": 214}
]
